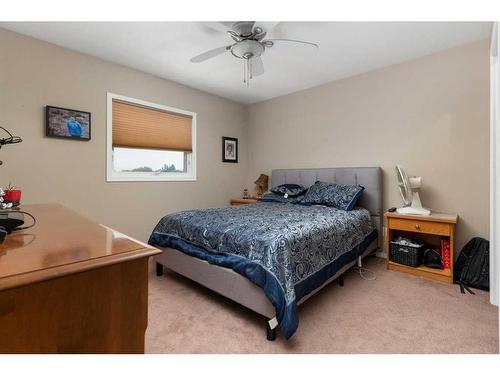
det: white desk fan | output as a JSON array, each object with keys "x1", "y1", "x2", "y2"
[{"x1": 395, "y1": 165, "x2": 431, "y2": 215}]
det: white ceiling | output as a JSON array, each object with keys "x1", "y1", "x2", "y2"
[{"x1": 1, "y1": 22, "x2": 492, "y2": 104}]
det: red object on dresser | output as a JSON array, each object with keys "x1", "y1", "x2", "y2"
[
  {"x1": 3, "y1": 189, "x2": 22, "y2": 206},
  {"x1": 442, "y1": 238, "x2": 451, "y2": 269}
]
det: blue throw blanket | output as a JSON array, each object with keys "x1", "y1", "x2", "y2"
[{"x1": 149, "y1": 202, "x2": 376, "y2": 338}]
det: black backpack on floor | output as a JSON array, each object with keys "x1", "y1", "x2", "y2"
[{"x1": 454, "y1": 237, "x2": 489, "y2": 294}]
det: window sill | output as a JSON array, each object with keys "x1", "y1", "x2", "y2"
[{"x1": 106, "y1": 174, "x2": 197, "y2": 182}]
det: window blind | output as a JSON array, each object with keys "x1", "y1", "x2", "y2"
[{"x1": 112, "y1": 99, "x2": 192, "y2": 152}]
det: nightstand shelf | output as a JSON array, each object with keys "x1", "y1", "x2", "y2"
[
  {"x1": 385, "y1": 211, "x2": 458, "y2": 284},
  {"x1": 387, "y1": 261, "x2": 452, "y2": 283}
]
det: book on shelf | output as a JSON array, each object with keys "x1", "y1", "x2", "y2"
[{"x1": 441, "y1": 238, "x2": 451, "y2": 269}]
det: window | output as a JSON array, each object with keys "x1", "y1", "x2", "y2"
[{"x1": 106, "y1": 93, "x2": 196, "y2": 181}]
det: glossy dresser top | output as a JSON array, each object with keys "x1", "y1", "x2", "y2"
[{"x1": 0, "y1": 204, "x2": 160, "y2": 291}]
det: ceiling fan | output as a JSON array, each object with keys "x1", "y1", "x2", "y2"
[{"x1": 190, "y1": 21, "x2": 319, "y2": 86}]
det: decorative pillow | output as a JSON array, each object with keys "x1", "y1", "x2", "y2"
[
  {"x1": 260, "y1": 192, "x2": 305, "y2": 204},
  {"x1": 270, "y1": 183, "x2": 307, "y2": 198},
  {"x1": 301, "y1": 181, "x2": 364, "y2": 211}
]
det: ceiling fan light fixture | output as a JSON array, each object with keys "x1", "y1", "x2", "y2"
[
  {"x1": 230, "y1": 40, "x2": 264, "y2": 59},
  {"x1": 191, "y1": 21, "x2": 319, "y2": 86},
  {"x1": 229, "y1": 40, "x2": 265, "y2": 86}
]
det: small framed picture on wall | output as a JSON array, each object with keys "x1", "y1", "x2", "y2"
[
  {"x1": 222, "y1": 136, "x2": 238, "y2": 163},
  {"x1": 45, "y1": 105, "x2": 91, "y2": 141}
]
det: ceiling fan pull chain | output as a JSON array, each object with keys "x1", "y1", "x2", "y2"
[
  {"x1": 243, "y1": 59, "x2": 247, "y2": 85},
  {"x1": 248, "y1": 58, "x2": 250, "y2": 81},
  {"x1": 243, "y1": 58, "x2": 250, "y2": 86}
]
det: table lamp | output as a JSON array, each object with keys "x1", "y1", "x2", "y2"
[{"x1": 254, "y1": 174, "x2": 269, "y2": 197}]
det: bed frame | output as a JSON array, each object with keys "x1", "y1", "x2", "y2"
[{"x1": 154, "y1": 167, "x2": 382, "y2": 340}]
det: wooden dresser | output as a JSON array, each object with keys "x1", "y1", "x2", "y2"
[{"x1": 0, "y1": 204, "x2": 160, "y2": 353}]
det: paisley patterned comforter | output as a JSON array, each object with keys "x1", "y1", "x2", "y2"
[{"x1": 149, "y1": 202, "x2": 376, "y2": 338}]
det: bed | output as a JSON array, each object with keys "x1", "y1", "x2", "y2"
[{"x1": 150, "y1": 167, "x2": 382, "y2": 340}]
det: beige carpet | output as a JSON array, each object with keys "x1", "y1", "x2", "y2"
[{"x1": 145, "y1": 256, "x2": 498, "y2": 353}]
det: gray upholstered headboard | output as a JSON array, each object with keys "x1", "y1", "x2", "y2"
[{"x1": 271, "y1": 167, "x2": 382, "y2": 235}]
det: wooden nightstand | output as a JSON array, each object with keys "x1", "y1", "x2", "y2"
[
  {"x1": 230, "y1": 198, "x2": 259, "y2": 206},
  {"x1": 385, "y1": 211, "x2": 458, "y2": 284}
]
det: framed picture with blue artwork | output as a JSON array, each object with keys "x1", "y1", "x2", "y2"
[{"x1": 45, "y1": 105, "x2": 91, "y2": 141}]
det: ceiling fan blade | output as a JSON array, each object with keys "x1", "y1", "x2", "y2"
[
  {"x1": 201, "y1": 22, "x2": 233, "y2": 33},
  {"x1": 252, "y1": 57, "x2": 264, "y2": 77},
  {"x1": 253, "y1": 22, "x2": 280, "y2": 34},
  {"x1": 264, "y1": 39, "x2": 319, "y2": 49},
  {"x1": 190, "y1": 46, "x2": 230, "y2": 63}
]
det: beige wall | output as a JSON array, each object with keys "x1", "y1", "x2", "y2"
[
  {"x1": 0, "y1": 28, "x2": 490, "y2": 252},
  {"x1": 247, "y1": 40, "x2": 490, "y2": 253},
  {"x1": 0, "y1": 28, "x2": 248, "y2": 242}
]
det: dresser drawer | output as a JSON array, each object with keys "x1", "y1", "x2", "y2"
[{"x1": 389, "y1": 218, "x2": 451, "y2": 236}]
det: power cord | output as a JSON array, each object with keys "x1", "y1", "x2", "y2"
[
  {"x1": 353, "y1": 266, "x2": 377, "y2": 280},
  {"x1": 0, "y1": 126, "x2": 23, "y2": 147},
  {"x1": 0, "y1": 126, "x2": 23, "y2": 166},
  {"x1": 0, "y1": 210, "x2": 37, "y2": 243},
  {"x1": 353, "y1": 256, "x2": 377, "y2": 280},
  {"x1": 8, "y1": 210, "x2": 37, "y2": 231}
]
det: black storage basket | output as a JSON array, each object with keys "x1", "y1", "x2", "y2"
[{"x1": 390, "y1": 241, "x2": 424, "y2": 267}]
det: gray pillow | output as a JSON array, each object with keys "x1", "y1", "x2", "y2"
[{"x1": 301, "y1": 181, "x2": 364, "y2": 211}]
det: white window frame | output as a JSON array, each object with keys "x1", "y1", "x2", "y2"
[{"x1": 106, "y1": 92, "x2": 197, "y2": 182}]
